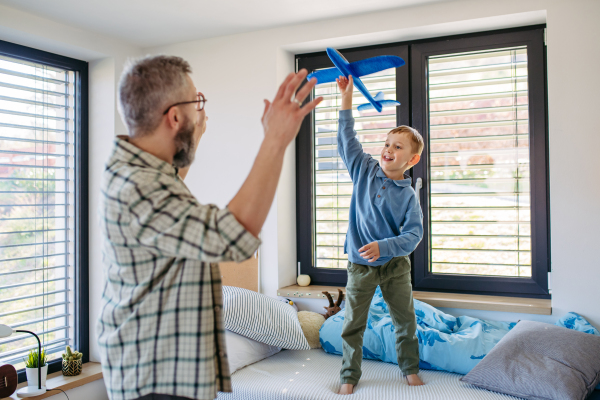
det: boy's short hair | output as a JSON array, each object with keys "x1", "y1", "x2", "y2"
[{"x1": 388, "y1": 126, "x2": 424, "y2": 155}]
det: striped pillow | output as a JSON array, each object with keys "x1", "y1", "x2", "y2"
[{"x1": 222, "y1": 286, "x2": 310, "y2": 350}]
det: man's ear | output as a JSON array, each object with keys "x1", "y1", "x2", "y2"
[
  {"x1": 165, "y1": 108, "x2": 181, "y2": 131},
  {"x1": 408, "y1": 154, "x2": 421, "y2": 166}
]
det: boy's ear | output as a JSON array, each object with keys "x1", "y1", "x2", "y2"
[{"x1": 408, "y1": 154, "x2": 421, "y2": 166}]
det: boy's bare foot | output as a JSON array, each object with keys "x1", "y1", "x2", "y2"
[
  {"x1": 406, "y1": 374, "x2": 424, "y2": 386},
  {"x1": 338, "y1": 383, "x2": 354, "y2": 395}
]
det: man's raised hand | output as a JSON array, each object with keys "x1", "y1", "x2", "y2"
[{"x1": 261, "y1": 69, "x2": 322, "y2": 148}]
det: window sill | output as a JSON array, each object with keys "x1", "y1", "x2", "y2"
[
  {"x1": 9, "y1": 362, "x2": 103, "y2": 399},
  {"x1": 278, "y1": 285, "x2": 551, "y2": 315}
]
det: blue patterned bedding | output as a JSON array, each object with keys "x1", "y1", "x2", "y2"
[{"x1": 320, "y1": 286, "x2": 600, "y2": 377}]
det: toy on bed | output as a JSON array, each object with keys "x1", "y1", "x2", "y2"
[
  {"x1": 322, "y1": 289, "x2": 344, "y2": 319},
  {"x1": 277, "y1": 291, "x2": 344, "y2": 349},
  {"x1": 306, "y1": 48, "x2": 404, "y2": 113},
  {"x1": 278, "y1": 297, "x2": 298, "y2": 311}
]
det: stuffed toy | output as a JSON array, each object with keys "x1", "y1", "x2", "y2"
[
  {"x1": 278, "y1": 297, "x2": 298, "y2": 311},
  {"x1": 280, "y1": 292, "x2": 344, "y2": 349},
  {"x1": 297, "y1": 311, "x2": 325, "y2": 349},
  {"x1": 322, "y1": 289, "x2": 344, "y2": 319}
]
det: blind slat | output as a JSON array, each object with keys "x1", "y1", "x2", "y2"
[
  {"x1": 0, "y1": 67, "x2": 68, "y2": 85},
  {"x1": 0, "y1": 253, "x2": 67, "y2": 263},
  {"x1": 0, "y1": 277, "x2": 68, "y2": 291},
  {"x1": 0, "y1": 121, "x2": 69, "y2": 133},
  {"x1": 8, "y1": 313, "x2": 70, "y2": 330},
  {"x1": 0, "y1": 94, "x2": 68, "y2": 109},
  {"x1": 0, "y1": 265, "x2": 69, "y2": 277},
  {"x1": 0, "y1": 81, "x2": 67, "y2": 97},
  {"x1": 0, "y1": 108, "x2": 68, "y2": 121},
  {"x1": 0, "y1": 300, "x2": 68, "y2": 318},
  {"x1": 0, "y1": 289, "x2": 69, "y2": 305}
]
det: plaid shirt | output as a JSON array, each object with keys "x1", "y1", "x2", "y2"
[{"x1": 97, "y1": 137, "x2": 260, "y2": 400}]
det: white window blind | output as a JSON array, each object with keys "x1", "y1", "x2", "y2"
[
  {"x1": 0, "y1": 54, "x2": 75, "y2": 369},
  {"x1": 313, "y1": 69, "x2": 397, "y2": 269},
  {"x1": 427, "y1": 46, "x2": 531, "y2": 277}
]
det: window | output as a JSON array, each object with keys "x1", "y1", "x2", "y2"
[
  {"x1": 0, "y1": 40, "x2": 88, "y2": 381},
  {"x1": 296, "y1": 26, "x2": 549, "y2": 298},
  {"x1": 297, "y1": 45, "x2": 409, "y2": 286}
]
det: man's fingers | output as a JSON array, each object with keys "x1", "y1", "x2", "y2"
[
  {"x1": 299, "y1": 96, "x2": 323, "y2": 118},
  {"x1": 261, "y1": 100, "x2": 271, "y2": 120},
  {"x1": 274, "y1": 73, "x2": 295, "y2": 102},
  {"x1": 294, "y1": 77, "x2": 317, "y2": 104},
  {"x1": 283, "y1": 70, "x2": 308, "y2": 104}
]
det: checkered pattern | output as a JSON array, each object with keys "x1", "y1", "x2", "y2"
[{"x1": 97, "y1": 137, "x2": 261, "y2": 400}]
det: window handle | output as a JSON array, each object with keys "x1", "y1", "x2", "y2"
[{"x1": 415, "y1": 177, "x2": 422, "y2": 205}]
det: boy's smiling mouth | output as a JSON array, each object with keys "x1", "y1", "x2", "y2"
[{"x1": 382, "y1": 154, "x2": 394, "y2": 162}]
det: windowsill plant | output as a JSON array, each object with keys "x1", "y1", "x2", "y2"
[
  {"x1": 24, "y1": 347, "x2": 47, "y2": 387},
  {"x1": 62, "y1": 346, "x2": 83, "y2": 376}
]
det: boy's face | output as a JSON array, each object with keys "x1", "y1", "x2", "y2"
[{"x1": 380, "y1": 132, "x2": 421, "y2": 175}]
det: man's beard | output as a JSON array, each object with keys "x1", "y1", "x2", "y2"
[{"x1": 172, "y1": 117, "x2": 196, "y2": 169}]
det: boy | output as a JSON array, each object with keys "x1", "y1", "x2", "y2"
[{"x1": 336, "y1": 76, "x2": 425, "y2": 395}]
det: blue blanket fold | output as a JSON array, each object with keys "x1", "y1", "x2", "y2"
[{"x1": 319, "y1": 286, "x2": 600, "y2": 377}]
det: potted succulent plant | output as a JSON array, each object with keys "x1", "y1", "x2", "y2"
[
  {"x1": 23, "y1": 348, "x2": 47, "y2": 388},
  {"x1": 61, "y1": 346, "x2": 83, "y2": 376}
]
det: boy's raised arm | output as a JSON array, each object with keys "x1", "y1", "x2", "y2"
[{"x1": 337, "y1": 76, "x2": 370, "y2": 181}]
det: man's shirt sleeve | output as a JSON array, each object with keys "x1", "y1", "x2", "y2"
[
  {"x1": 128, "y1": 179, "x2": 260, "y2": 262},
  {"x1": 337, "y1": 109, "x2": 371, "y2": 181},
  {"x1": 377, "y1": 194, "x2": 423, "y2": 258}
]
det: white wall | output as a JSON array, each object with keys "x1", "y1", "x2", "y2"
[{"x1": 146, "y1": 0, "x2": 600, "y2": 327}]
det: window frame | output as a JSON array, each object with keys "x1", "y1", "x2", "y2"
[
  {"x1": 295, "y1": 25, "x2": 549, "y2": 298},
  {"x1": 411, "y1": 27, "x2": 550, "y2": 298},
  {"x1": 0, "y1": 39, "x2": 89, "y2": 382}
]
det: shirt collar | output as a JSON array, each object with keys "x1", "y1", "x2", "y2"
[
  {"x1": 109, "y1": 136, "x2": 179, "y2": 178},
  {"x1": 376, "y1": 166, "x2": 412, "y2": 187}
]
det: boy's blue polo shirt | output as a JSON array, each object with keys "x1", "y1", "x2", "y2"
[{"x1": 337, "y1": 109, "x2": 423, "y2": 267}]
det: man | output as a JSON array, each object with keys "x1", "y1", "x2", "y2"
[{"x1": 97, "y1": 55, "x2": 321, "y2": 400}]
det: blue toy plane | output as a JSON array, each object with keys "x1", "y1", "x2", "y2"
[{"x1": 307, "y1": 48, "x2": 405, "y2": 113}]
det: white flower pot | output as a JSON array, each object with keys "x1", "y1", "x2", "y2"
[{"x1": 25, "y1": 365, "x2": 47, "y2": 388}]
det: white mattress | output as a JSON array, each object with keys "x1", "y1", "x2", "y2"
[{"x1": 218, "y1": 349, "x2": 521, "y2": 400}]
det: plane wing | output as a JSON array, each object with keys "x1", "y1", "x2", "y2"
[
  {"x1": 349, "y1": 56, "x2": 405, "y2": 77},
  {"x1": 307, "y1": 67, "x2": 341, "y2": 84}
]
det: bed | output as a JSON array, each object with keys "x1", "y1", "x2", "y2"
[{"x1": 217, "y1": 349, "x2": 523, "y2": 400}]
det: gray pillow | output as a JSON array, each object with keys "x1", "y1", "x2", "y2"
[{"x1": 460, "y1": 320, "x2": 600, "y2": 400}]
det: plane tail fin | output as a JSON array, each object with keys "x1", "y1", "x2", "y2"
[{"x1": 357, "y1": 94, "x2": 400, "y2": 113}]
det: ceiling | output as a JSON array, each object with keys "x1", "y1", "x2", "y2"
[{"x1": 0, "y1": 0, "x2": 451, "y2": 48}]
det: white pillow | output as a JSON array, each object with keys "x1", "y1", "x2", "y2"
[
  {"x1": 225, "y1": 330, "x2": 281, "y2": 373},
  {"x1": 222, "y1": 286, "x2": 310, "y2": 350}
]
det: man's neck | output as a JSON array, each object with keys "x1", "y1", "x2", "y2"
[{"x1": 128, "y1": 130, "x2": 175, "y2": 165}]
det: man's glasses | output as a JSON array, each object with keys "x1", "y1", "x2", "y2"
[{"x1": 163, "y1": 92, "x2": 207, "y2": 115}]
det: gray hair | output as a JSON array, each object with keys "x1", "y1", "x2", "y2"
[{"x1": 118, "y1": 55, "x2": 192, "y2": 136}]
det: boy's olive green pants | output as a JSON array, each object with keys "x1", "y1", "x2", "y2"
[{"x1": 340, "y1": 256, "x2": 420, "y2": 385}]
